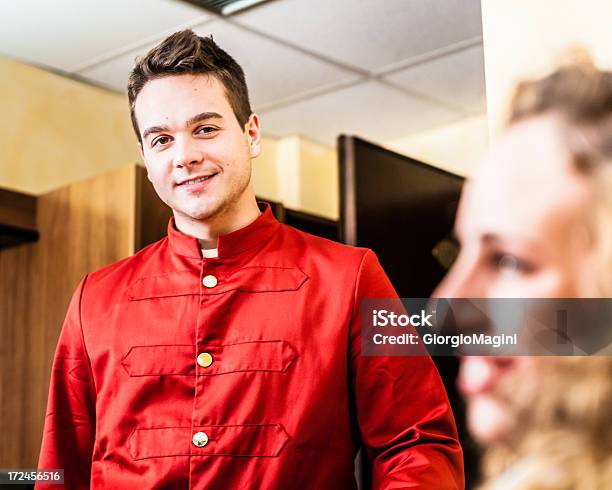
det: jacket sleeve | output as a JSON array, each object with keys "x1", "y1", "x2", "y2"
[
  {"x1": 36, "y1": 276, "x2": 96, "y2": 490},
  {"x1": 350, "y1": 250, "x2": 464, "y2": 489}
]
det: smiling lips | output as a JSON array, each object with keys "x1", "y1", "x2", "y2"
[{"x1": 176, "y1": 173, "x2": 218, "y2": 190}]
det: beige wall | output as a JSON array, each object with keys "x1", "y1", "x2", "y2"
[
  {"x1": 257, "y1": 135, "x2": 338, "y2": 219},
  {"x1": 271, "y1": 135, "x2": 302, "y2": 210},
  {"x1": 298, "y1": 138, "x2": 338, "y2": 219},
  {"x1": 385, "y1": 114, "x2": 489, "y2": 177},
  {"x1": 482, "y1": 0, "x2": 612, "y2": 136},
  {"x1": 0, "y1": 56, "x2": 141, "y2": 194},
  {"x1": 250, "y1": 136, "x2": 279, "y2": 202}
]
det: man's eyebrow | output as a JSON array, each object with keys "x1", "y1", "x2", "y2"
[
  {"x1": 186, "y1": 111, "x2": 223, "y2": 127},
  {"x1": 142, "y1": 125, "x2": 169, "y2": 141},
  {"x1": 141, "y1": 112, "x2": 224, "y2": 141}
]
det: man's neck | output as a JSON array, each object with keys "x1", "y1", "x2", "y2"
[{"x1": 173, "y1": 197, "x2": 261, "y2": 250}]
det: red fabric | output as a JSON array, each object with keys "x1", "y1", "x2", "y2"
[{"x1": 37, "y1": 204, "x2": 463, "y2": 489}]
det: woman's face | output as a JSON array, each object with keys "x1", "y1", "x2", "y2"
[{"x1": 434, "y1": 115, "x2": 595, "y2": 444}]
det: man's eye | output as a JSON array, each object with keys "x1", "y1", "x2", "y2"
[
  {"x1": 196, "y1": 126, "x2": 217, "y2": 135},
  {"x1": 152, "y1": 136, "x2": 171, "y2": 147}
]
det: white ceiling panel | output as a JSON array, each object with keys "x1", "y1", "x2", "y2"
[
  {"x1": 0, "y1": 0, "x2": 209, "y2": 71},
  {"x1": 258, "y1": 81, "x2": 461, "y2": 146},
  {"x1": 192, "y1": 21, "x2": 358, "y2": 109},
  {"x1": 77, "y1": 44, "x2": 155, "y2": 94},
  {"x1": 80, "y1": 19, "x2": 358, "y2": 108},
  {"x1": 235, "y1": 0, "x2": 483, "y2": 72},
  {"x1": 79, "y1": 20, "x2": 354, "y2": 110},
  {"x1": 384, "y1": 44, "x2": 486, "y2": 114}
]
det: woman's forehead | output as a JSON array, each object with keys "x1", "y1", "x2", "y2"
[{"x1": 457, "y1": 117, "x2": 592, "y2": 246}]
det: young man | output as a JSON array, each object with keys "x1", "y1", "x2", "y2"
[{"x1": 37, "y1": 30, "x2": 462, "y2": 489}]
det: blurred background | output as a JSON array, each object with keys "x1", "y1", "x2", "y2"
[{"x1": 1, "y1": 1, "x2": 611, "y2": 488}]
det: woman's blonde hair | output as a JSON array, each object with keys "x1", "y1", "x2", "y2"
[
  {"x1": 512, "y1": 57, "x2": 612, "y2": 295},
  {"x1": 480, "y1": 357, "x2": 612, "y2": 489},
  {"x1": 479, "y1": 58, "x2": 612, "y2": 489}
]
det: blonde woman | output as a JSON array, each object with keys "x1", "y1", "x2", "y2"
[{"x1": 435, "y1": 59, "x2": 612, "y2": 489}]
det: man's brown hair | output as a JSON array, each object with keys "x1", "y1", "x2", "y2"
[{"x1": 127, "y1": 29, "x2": 252, "y2": 144}]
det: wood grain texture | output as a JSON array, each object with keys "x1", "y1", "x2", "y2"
[
  {"x1": 0, "y1": 244, "x2": 34, "y2": 467},
  {"x1": 0, "y1": 164, "x2": 139, "y2": 468},
  {"x1": 134, "y1": 165, "x2": 172, "y2": 250}
]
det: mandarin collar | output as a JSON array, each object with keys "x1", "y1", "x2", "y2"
[{"x1": 167, "y1": 203, "x2": 280, "y2": 259}]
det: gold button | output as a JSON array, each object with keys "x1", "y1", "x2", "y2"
[
  {"x1": 197, "y1": 352, "x2": 213, "y2": 368},
  {"x1": 192, "y1": 431, "x2": 208, "y2": 448},
  {"x1": 202, "y1": 274, "x2": 218, "y2": 288}
]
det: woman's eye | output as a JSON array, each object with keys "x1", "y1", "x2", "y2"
[{"x1": 491, "y1": 252, "x2": 533, "y2": 274}]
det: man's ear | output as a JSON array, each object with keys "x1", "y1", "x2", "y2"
[{"x1": 245, "y1": 113, "x2": 262, "y2": 159}]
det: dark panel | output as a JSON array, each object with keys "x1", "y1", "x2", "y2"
[
  {"x1": 284, "y1": 209, "x2": 339, "y2": 242},
  {"x1": 340, "y1": 135, "x2": 462, "y2": 298},
  {"x1": 0, "y1": 189, "x2": 38, "y2": 250},
  {"x1": 0, "y1": 224, "x2": 39, "y2": 250},
  {"x1": 338, "y1": 135, "x2": 478, "y2": 488},
  {"x1": 256, "y1": 197, "x2": 286, "y2": 223},
  {"x1": 256, "y1": 197, "x2": 339, "y2": 242}
]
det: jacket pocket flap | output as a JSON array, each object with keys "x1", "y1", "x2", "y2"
[
  {"x1": 198, "y1": 340, "x2": 297, "y2": 375},
  {"x1": 121, "y1": 345, "x2": 196, "y2": 376},
  {"x1": 127, "y1": 424, "x2": 289, "y2": 460},
  {"x1": 127, "y1": 271, "x2": 199, "y2": 301},
  {"x1": 201, "y1": 266, "x2": 308, "y2": 295},
  {"x1": 127, "y1": 267, "x2": 307, "y2": 300},
  {"x1": 122, "y1": 341, "x2": 297, "y2": 376}
]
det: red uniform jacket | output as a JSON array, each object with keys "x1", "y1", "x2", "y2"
[{"x1": 37, "y1": 204, "x2": 463, "y2": 489}]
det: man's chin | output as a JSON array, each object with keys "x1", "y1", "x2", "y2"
[{"x1": 174, "y1": 200, "x2": 228, "y2": 222}]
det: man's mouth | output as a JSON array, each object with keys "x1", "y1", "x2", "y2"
[{"x1": 176, "y1": 173, "x2": 218, "y2": 187}]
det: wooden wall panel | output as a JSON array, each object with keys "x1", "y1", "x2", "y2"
[
  {"x1": 0, "y1": 164, "x2": 138, "y2": 468},
  {"x1": 134, "y1": 165, "x2": 172, "y2": 250},
  {"x1": 0, "y1": 244, "x2": 34, "y2": 468}
]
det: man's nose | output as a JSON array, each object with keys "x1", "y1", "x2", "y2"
[{"x1": 172, "y1": 136, "x2": 203, "y2": 168}]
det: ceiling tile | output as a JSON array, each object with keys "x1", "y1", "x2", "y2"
[
  {"x1": 79, "y1": 19, "x2": 358, "y2": 108},
  {"x1": 384, "y1": 44, "x2": 486, "y2": 114},
  {"x1": 0, "y1": 0, "x2": 209, "y2": 71},
  {"x1": 258, "y1": 81, "x2": 461, "y2": 146},
  {"x1": 76, "y1": 48, "x2": 145, "y2": 94},
  {"x1": 193, "y1": 21, "x2": 358, "y2": 108},
  {"x1": 235, "y1": 0, "x2": 483, "y2": 72}
]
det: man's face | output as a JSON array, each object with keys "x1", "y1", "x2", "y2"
[
  {"x1": 135, "y1": 74, "x2": 260, "y2": 224},
  {"x1": 434, "y1": 115, "x2": 594, "y2": 444}
]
